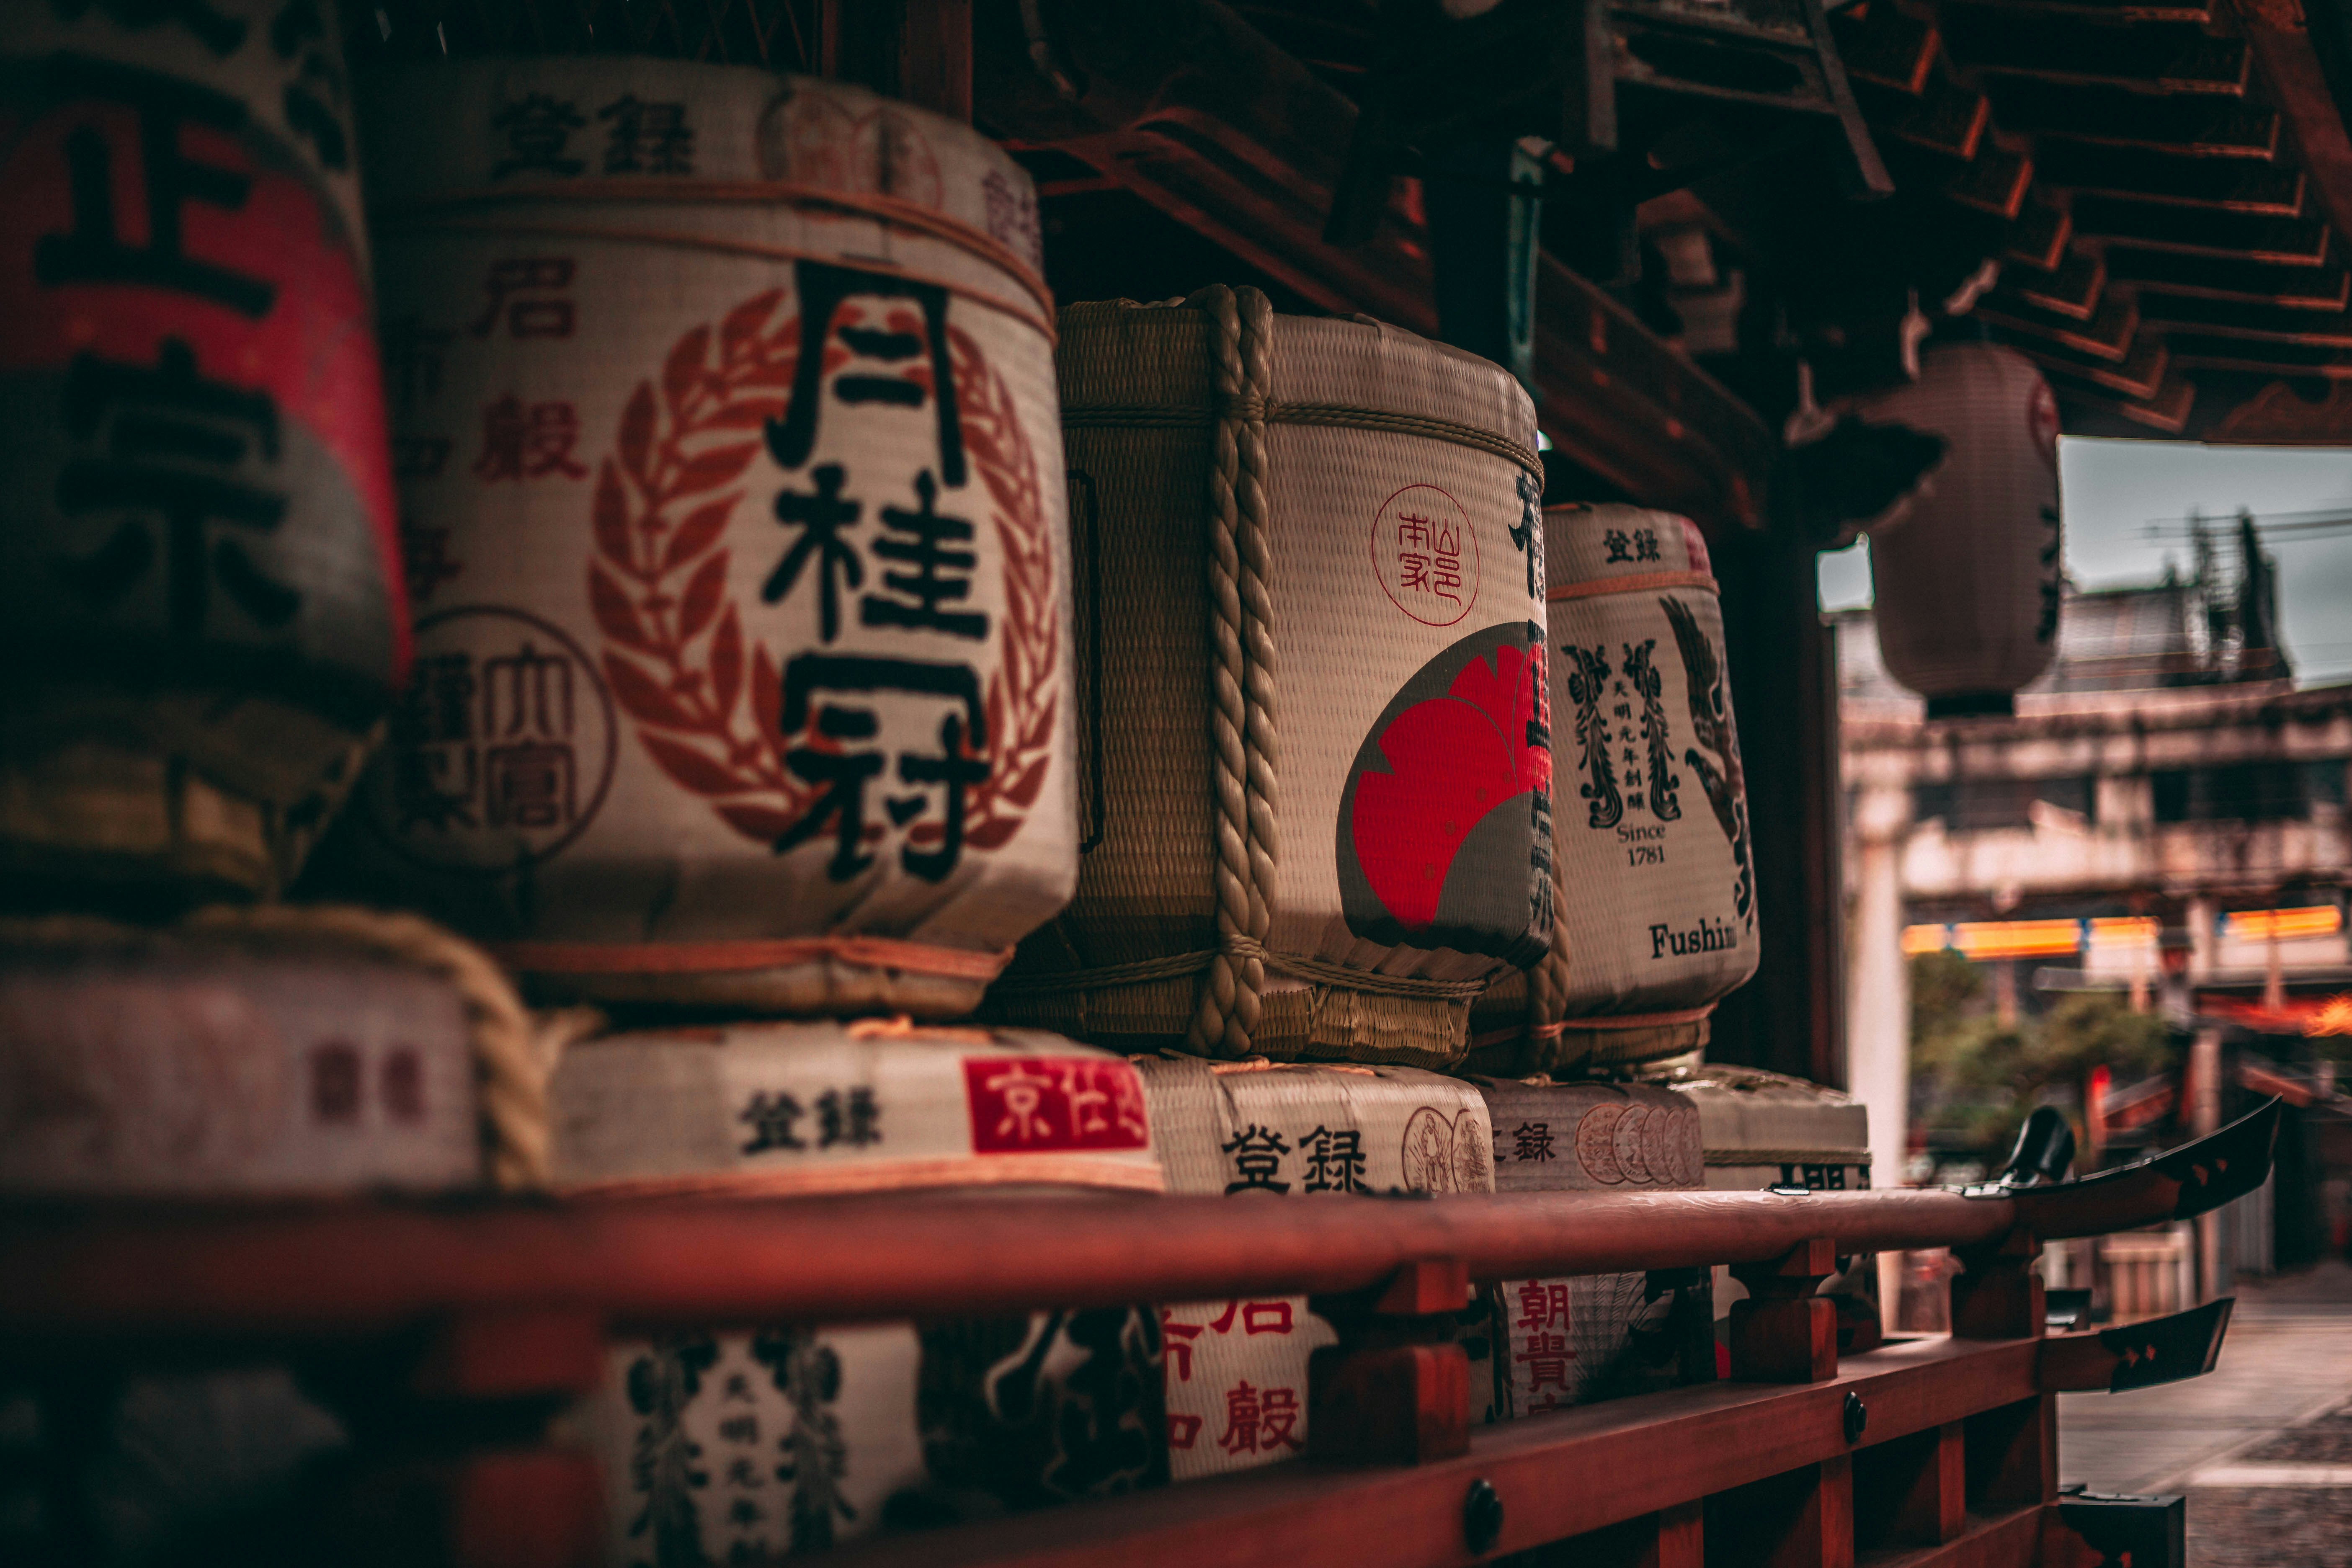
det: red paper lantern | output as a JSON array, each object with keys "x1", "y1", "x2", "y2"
[{"x1": 1852, "y1": 343, "x2": 2062, "y2": 717}]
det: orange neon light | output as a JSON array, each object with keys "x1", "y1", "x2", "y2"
[{"x1": 2224, "y1": 906, "x2": 2343, "y2": 943}]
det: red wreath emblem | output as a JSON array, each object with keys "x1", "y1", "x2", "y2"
[{"x1": 587, "y1": 288, "x2": 1059, "y2": 856}]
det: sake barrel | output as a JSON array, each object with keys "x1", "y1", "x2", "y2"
[
  {"x1": 1468, "y1": 504, "x2": 1756, "y2": 1075},
  {"x1": 0, "y1": 907, "x2": 518, "y2": 1195},
  {"x1": 1638, "y1": 1063, "x2": 1872, "y2": 1320},
  {"x1": 1851, "y1": 343, "x2": 2062, "y2": 719},
  {"x1": 1137, "y1": 1055, "x2": 1497, "y2": 1480},
  {"x1": 991, "y1": 289, "x2": 1551, "y2": 1069},
  {"x1": 0, "y1": 0, "x2": 405, "y2": 905},
  {"x1": 553, "y1": 1020, "x2": 1165, "y2": 1557},
  {"x1": 328, "y1": 60, "x2": 1073, "y2": 1015},
  {"x1": 1475, "y1": 1079, "x2": 1703, "y2": 1415}
]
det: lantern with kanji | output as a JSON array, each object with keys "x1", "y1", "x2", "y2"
[
  {"x1": 324, "y1": 59, "x2": 1075, "y2": 1016},
  {"x1": 988, "y1": 291, "x2": 1552, "y2": 1070},
  {"x1": 0, "y1": 0, "x2": 405, "y2": 904},
  {"x1": 1850, "y1": 343, "x2": 2063, "y2": 718},
  {"x1": 552, "y1": 1019, "x2": 1167, "y2": 1551},
  {"x1": 1469, "y1": 503, "x2": 1756, "y2": 1074}
]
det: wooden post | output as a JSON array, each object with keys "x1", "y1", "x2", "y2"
[
  {"x1": 1710, "y1": 526, "x2": 1845, "y2": 1087},
  {"x1": 1967, "y1": 1395, "x2": 2058, "y2": 1511},
  {"x1": 1308, "y1": 1259, "x2": 1473, "y2": 1465},
  {"x1": 1729, "y1": 1239, "x2": 1839, "y2": 1382},
  {"x1": 1711, "y1": 1457, "x2": 1855, "y2": 1568},
  {"x1": 1873, "y1": 1422, "x2": 1966, "y2": 1547},
  {"x1": 1951, "y1": 1227, "x2": 2044, "y2": 1341}
]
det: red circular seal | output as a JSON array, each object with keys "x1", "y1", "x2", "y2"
[{"x1": 1369, "y1": 483, "x2": 1479, "y2": 627}]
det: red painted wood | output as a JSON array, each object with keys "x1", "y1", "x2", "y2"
[
  {"x1": 818, "y1": 1336, "x2": 2038, "y2": 1568},
  {"x1": 0, "y1": 1189, "x2": 2026, "y2": 1345},
  {"x1": 412, "y1": 1308, "x2": 606, "y2": 1400},
  {"x1": 1730, "y1": 1297, "x2": 1840, "y2": 1384},
  {"x1": 1308, "y1": 1343, "x2": 1470, "y2": 1465}
]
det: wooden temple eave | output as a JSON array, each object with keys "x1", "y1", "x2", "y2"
[
  {"x1": 979, "y1": 0, "x2": 1775, "y2": 531},
  {"x1": 1803, "y1": 0, "x2": 2352, "y2": 438}
]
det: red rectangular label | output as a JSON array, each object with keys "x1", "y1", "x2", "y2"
[{"x1": 963, "y1": 1057, "x2": 1151, "y2": 1153}]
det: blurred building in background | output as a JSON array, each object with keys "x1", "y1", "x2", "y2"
[{"x1": 1838, "y1": 518, "x2": 2352, "y2": 1315}]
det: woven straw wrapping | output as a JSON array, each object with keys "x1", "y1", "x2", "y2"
[
  {"x1": 321, "y1": 59, "x2": 1076, "y2": 1015},
  {"x1": 0, "y1": 0, "x2": 403, "y2": 904},
  {"x1": 994, "y1": 291, "x2": 1550, "y2": 1069},
  {"x1": 1468, "y1": 504, "x2": 1758, "y2": 1076},
  {"x1": 554, "y1": 1020, "x2": 1167, "y2": 1554}
]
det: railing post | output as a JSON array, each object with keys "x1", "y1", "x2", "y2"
[
  {"x1": 1951, "y1": 1227, "x2": 2045, "y2": 1341},
  {"x1": 1729, "y1": 1239, "x2": 1839, "y2": 1382},
  {"x1": 1308, "y1": 1259, "x2": 1474, "y2": 1465}
]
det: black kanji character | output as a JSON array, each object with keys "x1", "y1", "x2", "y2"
[
  {"x1": 1603, "y1": 529, "x2": 1633, "y2": 565},
  {"x1": 492, "y1": 93, "x2": 584, "y2": 178},
  {"x1": 54, "y1": 338, "x2": 297, "y2": 639},
  {"x1": 896, "y1": 712, "x2": 988, "y2": 882},
  {"x1": 1633, "y1": 528, "x2": 1661, "y2": 563},
  {"x1": 816, "y1": 1085, "x2": 881, "y2": 1149},
  {"x1": 34, "y1": 58, "x2": 276, "y2": 318},
  {"x1": 1221, "y1": 1125, "x2": 1291, "y2": 1194},
  {"x1": 738, "y1": 1090, "x2": 807, "y2": 1154},
  {"x1": 779, "y1": 705, "x2": 887, "y2": 881},
  {"x1": 1512, "y1": 1122, "x2": 1555, "y2": 1163},
  {"x1": 269, "y1": 0, "x2": 349, "y2": 170},
  {"x1": 762, "y1": 462, "x2": 862, "y2": 642},
  {"x1": 1297, "y1": 1125, "x2": 1365, "y2": 1193},
  {"x1": 599, "y1": 94, "x2": 694, "y2": 175},
  {"x1": 768, "y1": 260, "x2": 965, "y2": 487},
  {"x1": 862, "y1": 470, "x2": 987, "y2": 640}
]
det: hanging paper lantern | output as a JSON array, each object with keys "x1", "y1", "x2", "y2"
[
  {"x1": 0, "y1": 0, "x2": 404, "y2": 904},
  {"x1": 326, "y1": 60, "x2": 1074, "y2": 1016},
  {"x1": 1851, "y1": 343, "x2": 2063, "y2": 718},
  {"x1": 990, "y1": 289, "x2": 1551, "y2": 1069}
]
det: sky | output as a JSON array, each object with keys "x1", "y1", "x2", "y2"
[{"x1": 1818, "y1": 438, "x2": 2352, "y2": 687}]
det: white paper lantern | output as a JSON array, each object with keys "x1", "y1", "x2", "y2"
[{"x1": 1851, "y1": 343, "x2": 2063, "y2": 717}]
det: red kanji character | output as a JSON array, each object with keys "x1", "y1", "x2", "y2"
[
  {"x1": 1241, "y1": 1301, "x2": 1293, "y2": 1336},
  {"x1": 1258, "y1": 1386, "x2": 1303, "y2": 1451},
  {"x1": 1206, "y1": 1300, "x2": 1240, "y2": 1334},
  {"x1": 1217, "y1": 1380, "x2": 1263, "y2": 1455},
  {"x1": 1161, "y1": 1310, "x2": 1204, "y2": 1382},
  {"x1": 1515, "y1": 1281, "x2": 1572, "y2": 1333},
  {"x1": 1057, "y1": 1061, "x2": 1111, "y2": 1138},
  {"x1": 1515, "y1": 1331, "x2": 1575, "y2": 1394},
  {"x1": 983, "y1": 1060, "x2": 1055, "y2": 1143},
  {"x1": 1167, "y1": 1413, "x2": 1203, "y2": 1450}
]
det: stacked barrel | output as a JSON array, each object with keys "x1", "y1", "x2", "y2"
[{"x1": 0, "y1": 11, "x2": 1859, "y2": 1555}]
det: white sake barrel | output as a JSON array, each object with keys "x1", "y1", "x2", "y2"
[
  {"x1": 330, "y1": 60, "x2": 1074, "y2": 1016},
  {"x1": 1137, "y1": 1055, "x2": 1496, "y2": 1481},
  {"x1": 1470, "y1": 504, "x2": 1756, "y2": 1074},
  {"x1": 993, "y1": 289, "x2": 1551, "y2": 1069},
  {"x1": 1639, "y1": 1063, "x2": 1872, "y2": 1321},
  {"x1": 553, "y1": 1021, "x2": 1165, "y2": 1556},
  {"x1": 1852, "y1": 344, "x2": 2062, "y2": 719},
  {"x1": 0, "y1": 909, "x2": 506, "y2": 1195},
  {"x1": 0, "y1": 0, "x2": 405, "y2": 903},
  {"x1": 1474, "y1": 1079, "x2": 1702, "y2": 1415}
]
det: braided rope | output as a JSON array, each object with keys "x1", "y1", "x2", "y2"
[
  {"x1": 1185, "y1": 284, "x2": 1277, "y2": 1058},
  {"x1": 179, "y1": 905, "x2": 579, "y2": 1191}
]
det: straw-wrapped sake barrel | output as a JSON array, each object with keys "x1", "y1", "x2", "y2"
[
  {"x1": 1470, "y1": 504, "x2": 1756, "y2": 1075},
  {"x1": 552, "y1": 1021, "x2": 1165, "y2": 1558},
  {"x1": 0, "y1": 906, "x2": 522, "y2": 1564},
  {"x1": 329, "y1": 60, "x2": 1073, "y2": 1015},
  {"x1": 0, "y1": 0, "x2": 405, "y2": 905},
  {"x1": 1137, "y1": 1055, "x2": 1497, "y2": 1480},
  {"x1": 992, "y1": 291, "x2": 1551, "y2": 1068},
  {"x1": 1474, "y1": 1079, "x2": 1703, "y2": 1415}
]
